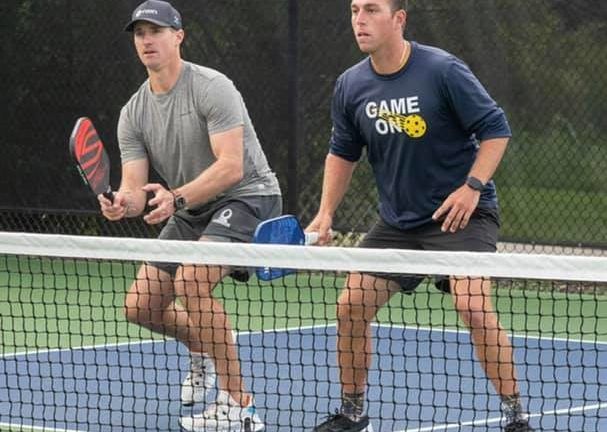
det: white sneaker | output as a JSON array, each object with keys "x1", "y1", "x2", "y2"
[
  {"x1": 179, "y1": 390, "x2": 264, "y2": 432},
  {"x1": 181, "y1": 353, "x2": 216, "y2": 406}
]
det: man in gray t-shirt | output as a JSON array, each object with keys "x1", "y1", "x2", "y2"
[{"x1": 99, "y1": 2, "x2": 279, "y2": 431}]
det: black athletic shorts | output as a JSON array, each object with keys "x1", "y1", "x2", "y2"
[
  {"x1": 359, "y1": 207, "x2": 499, "y2": 293},
  {"x1": 149, "y1": 195, "x2": 282, "y2": 280}
]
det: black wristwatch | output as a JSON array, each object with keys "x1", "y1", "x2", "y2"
[
  {"x1": 172, "y1": 190, "x2": 187, "y2": 210},
  {"x1": 466, "y1": 176, "x2": 485, "y2": 192}
]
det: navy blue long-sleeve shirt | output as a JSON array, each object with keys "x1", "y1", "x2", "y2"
[{"x1": 330, "y1": 42, "x2": 511, "y2": 230}]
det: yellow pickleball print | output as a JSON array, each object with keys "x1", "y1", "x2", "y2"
[
  {"x1": 379, "y1": 112, "x2": 428, "y2": 138},
  {"x1": 403, "y1": 114, "x2": 427, "y2": 138}
]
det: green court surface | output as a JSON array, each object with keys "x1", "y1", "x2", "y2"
[{"x1": 2, "y1": 255, "x2": 606, "y2": 356}]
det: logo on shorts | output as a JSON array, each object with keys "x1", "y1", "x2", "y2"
[{"x1": 212, "y1": 209, "x2": 233, "y2": 228}]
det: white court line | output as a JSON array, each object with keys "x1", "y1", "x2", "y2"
[
  {"x1": 0, "y1": 422, "x2": 84, "y2": 432},
  {"x1": 399, "y1": 402, "x2": 607, "y2": 432},
  {"x1": 2, "y1": 405, "x2": 606, "y2": 432},
  {"x1": 371, "y1": 323, "x2": 607, "y2": 346},
  {"x1": 2, "y1": 321, "x2": 605, "y2": 360},
  {"x1": 0, "y1": 323, "x2": 334, "y2": 359}
]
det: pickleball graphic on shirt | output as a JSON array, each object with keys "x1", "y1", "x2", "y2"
[
  {"x1": 363, "y1": 97, "x2": 427, "y2": 138},
  {"x1": 403, "y1": 114, "x2": 427, "y2": 138},
  {"x1": 379, "y1": 112, "x2": 427, "y2": 138}
]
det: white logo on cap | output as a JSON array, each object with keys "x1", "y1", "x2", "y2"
[{"x1": 135, "y1": 9, "x2": 159, "y2": 17}]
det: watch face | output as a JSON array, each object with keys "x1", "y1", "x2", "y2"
[{"x1": 175, "y1": 196, "x2": 187, "y2": 209}]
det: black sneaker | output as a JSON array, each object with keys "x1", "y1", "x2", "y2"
[
  {"x1": 313, "y1": 412, "x2": 372, "y2": 432},
  {"x1": 504, "y1": 419, "x2": 534, "y2": 432}
]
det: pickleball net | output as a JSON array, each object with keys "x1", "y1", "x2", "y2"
[{"x1": 1, "y1": 232, "x2": 606, "y2": 432}]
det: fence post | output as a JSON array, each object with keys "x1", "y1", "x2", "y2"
[{"x1": 287, "y1": 0, "x2": 300, "y2": 215}]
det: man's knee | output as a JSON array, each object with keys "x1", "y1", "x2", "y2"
[
  {"x1": 337, "y1": 292, "x2": 375, "y2": 324},
  {"x1": 123, "y1": 271, "x2": 171, "y2": 326},
  {"x1": 453, "y1": 294, "x2": 499, "y2": 329},
  {"x1": 174, "y1": 264, "x2": 226, "y2": 298},
  {"x1": 123, "y1": 290, "x2": 150, "y2": 325},
  {"x1": 337, "y1": 273, "x2": 393, "y2": 323}
]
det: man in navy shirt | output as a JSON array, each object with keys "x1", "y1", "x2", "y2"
[{"x1": 307, "y1": 1, "x2": 534, "y2": 431}]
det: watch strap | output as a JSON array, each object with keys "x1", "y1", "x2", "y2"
[
  {"x1": 171, "y1": 190, "x2": 187, "y2": 210},
  {"x1": 466, "y1": 176, "x2": 485, "y2": 192}
]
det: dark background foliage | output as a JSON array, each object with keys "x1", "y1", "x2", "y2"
[{"x1": 1, "y1": 0, "x2": 605, "y2": 249}]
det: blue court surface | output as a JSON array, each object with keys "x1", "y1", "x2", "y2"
[{"x1": 1, "y1": 325, "x2": 606, "y2": 431}]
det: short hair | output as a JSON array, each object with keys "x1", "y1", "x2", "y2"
[{"x1": 390, "y1": 0, "x2": 408, "y2": 12}]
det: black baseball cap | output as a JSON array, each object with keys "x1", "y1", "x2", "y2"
[{"x1": 124, "y1": 0, "x2": 182, "y2": 32}]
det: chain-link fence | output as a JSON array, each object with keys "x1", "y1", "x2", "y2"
[{"x1": 1, "y1": 0, "x2": 606, "y2": 251}]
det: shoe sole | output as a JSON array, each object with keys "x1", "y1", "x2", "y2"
[
  {"x1": 179, "y1": 420, "x2": 264, "y2": 432},
  {"x1": 313, "y1": 423, "x2": 373, "y2": 432},
  {"x1": 244, "y1": 417, "x2": 264, "y2": 432}
]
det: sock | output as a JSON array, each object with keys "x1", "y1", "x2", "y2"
[
  {"x1": 501, "y1": 393, "x2": 526, "y2": 423},
  {"x1": 190, "y1": 351, "x2": 204, "y2": 368},
  {"x1": 341, "y1": 392, "x2": 365, "y2": 421},
  {"x1": 242, "y1": 394, "x2": 252, "y2": 407}
]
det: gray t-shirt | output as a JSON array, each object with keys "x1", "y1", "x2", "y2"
[{"x1": 118, "y1": 61, "x2": 281, "y2": 201}]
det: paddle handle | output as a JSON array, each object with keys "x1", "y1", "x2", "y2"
[
  {"x1": 304, "y1": 232, "x2": 319, "y2": 245},
  {"x1": 304, "y1": 230, "x2": 334, "y2": 245}
]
